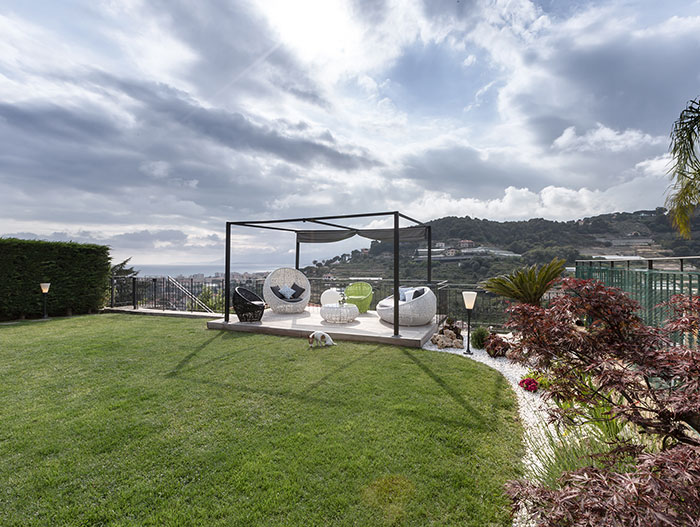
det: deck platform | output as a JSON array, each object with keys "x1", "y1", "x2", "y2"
[{"x1": 207, "y1": 307, "x2": 437, "y2": 348}]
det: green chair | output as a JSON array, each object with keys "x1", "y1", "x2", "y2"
[{"x1": 344, "y1": 282, "x2": 373, "y2": 313}]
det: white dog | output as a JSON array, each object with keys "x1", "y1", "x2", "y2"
[{"x1": 308, "y1": 331, "x2": 336, "y2": 347}]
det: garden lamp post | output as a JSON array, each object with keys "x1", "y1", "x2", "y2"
[
  {"x1": 40, "y1": 282, "x2": 51, "y2": 319},
  {"x1": 462, "y1": 291, "x2": 477, "y2": 355}
]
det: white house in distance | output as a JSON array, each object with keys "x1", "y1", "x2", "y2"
[{"x1": 458, "y1": 239, "x2": 476, "y2": 249}]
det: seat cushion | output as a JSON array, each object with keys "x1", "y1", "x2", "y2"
[
  {"x1": 399, "y1": 287, "x2": 412, "y2": 301},
  {"x1": 270, "y1": 285, "x2": 286, "y2": 300},
  {"x1": 278, "y1": 285, "x2": 295, "y2": 299},
  {"x1": 291, "y1": 283, "x2": 305, "y2": 299}
]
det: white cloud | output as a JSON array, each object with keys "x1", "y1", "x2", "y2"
[
  {"x1": 462, "y1": 54, "x2": 477, "y2": 66},
  {"x1": 552, "y1": 124, "x2": 665, "y2": 153}
]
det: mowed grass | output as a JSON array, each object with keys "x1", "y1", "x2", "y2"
[{"x1": 0, "y1": 314, "x2": 523, "y2": 526}]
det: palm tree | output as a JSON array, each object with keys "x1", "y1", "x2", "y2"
[
  {"x1": 483, "y1": 258, "x2": 565, "y2": 306},
  {"x1": 666, "y1": 97, "x2": 700, "y2": 238}
]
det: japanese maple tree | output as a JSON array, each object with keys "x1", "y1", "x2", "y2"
[{"x1": 503, "y1": 278, "x2": 700, "y2": 526}]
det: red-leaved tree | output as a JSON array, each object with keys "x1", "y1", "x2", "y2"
[{"x1": 503, "y1": 278, "x2": 700, "y2": 526}]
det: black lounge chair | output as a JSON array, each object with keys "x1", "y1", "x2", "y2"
[{"x1": 232, "y1": 287, "x2": 265, "y2": 322}]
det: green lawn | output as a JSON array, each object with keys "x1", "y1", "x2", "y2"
[{"x1": 0, "y1": 314, "x2": 523, "y2": 526}]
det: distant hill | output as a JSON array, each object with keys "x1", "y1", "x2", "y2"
[
  {"x1": 427, "y1": 207, "x2": 681, "y2": 259},
  {"x1": 301, "y1": 207, "x2": 700, "y2": 283}
]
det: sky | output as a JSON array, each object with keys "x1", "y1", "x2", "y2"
[{"x1": 2, "y1": 0, "x2": 700, "y2": 268}]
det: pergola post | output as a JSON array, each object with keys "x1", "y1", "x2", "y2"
[
  {"x1": 393, "y1": 211, "x2": 400, "y2": 337},
  {"x1": 295, "y1": 236, "x2": 300, "y2": 270},
  {"x1": 224, "y1": 222, "x2": 231, "y2": 323},
  {"x1": 427, "y1": 225, "x2": 432, "y2": 283}
]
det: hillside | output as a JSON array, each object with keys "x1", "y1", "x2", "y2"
[{"x1": 301, "y1": 207, "x2": 700, "y2": 283}]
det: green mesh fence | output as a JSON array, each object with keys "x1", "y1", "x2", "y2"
[{"x1": 575, "y1": 262, "x2": 700, "y2": 340}]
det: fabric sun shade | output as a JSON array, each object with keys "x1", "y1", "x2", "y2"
[{"x1": 295, "y1": 226, "x2": 427, "y2": 244}]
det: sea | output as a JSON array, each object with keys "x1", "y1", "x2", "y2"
[{"x1": 133, "y1": 263, "x2": 274, "y2": 278}]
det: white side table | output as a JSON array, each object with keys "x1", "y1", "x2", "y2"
[{"x1": 320, "y1": 303, "x2": 359, "y2": 324}]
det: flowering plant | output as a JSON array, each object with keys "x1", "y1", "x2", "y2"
[{"x1": 518, "y1": 377, "x2": 539, "y2": 392}]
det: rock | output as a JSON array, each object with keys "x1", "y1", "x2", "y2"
[
  {"x1": 444, "y1": 329, "x2": 456, "y2": 340},
  {"x1": 453, "y1": 339, "x2": 463, "y2": 349}
]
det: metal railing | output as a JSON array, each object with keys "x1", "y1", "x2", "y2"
[
  {"x1": 109, "y1": 275, "x2": 517, "y2": 328},
  {"x1": 110, "y1": 276, "x2": 228, "y2": 313},
  {"x1": 167, "y1": 276, "x2": 214, "y2": 313}
]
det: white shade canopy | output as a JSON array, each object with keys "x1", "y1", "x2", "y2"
[
  {"x1": 40, "y1": 282, "x2": 51, "y2": 293},
  {"x1": 462, "y1": 291, "x2": 477, "y2": 310}
]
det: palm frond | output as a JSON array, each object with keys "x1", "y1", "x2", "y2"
[
  {"x1": 483, "y1": 258, "x2": 565, "y2": 306},
  {"x1": 667, "y1": 97, "x2": 700, "y2": 238}
]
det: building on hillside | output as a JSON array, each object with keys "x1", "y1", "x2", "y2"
[
  {"x1": 434, "y1": 241, "x2": 446, "y2": 249},
  {"x1": 444, "y1": 248, "x2": 460, "y2": 257},
  {"x1": 322, "y1": 273, "x2": 335, "y2": 280},
  {"x1": 361, "y1": 248, "x2": 369, "y2": 255},
  {"x1": 459, "y1": 247, "x2": 520, "y2": 258},
  {"x1": 610, "y1": 238, "x2": 653, "y2": 247},
  {"x1": 415, "y1": 248, "x2": 445, "y2": 258},
  {"x1": 458, "y1": 239, "x2": 476, "y2": 249}
]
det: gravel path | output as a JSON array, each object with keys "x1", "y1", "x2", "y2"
[{"x1": 422, "y1": 340, "x2": 547, "y2": 527}]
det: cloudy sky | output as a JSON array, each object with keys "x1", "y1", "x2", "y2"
[{"x1": 2, "y1": 0, "x2": 700, "y2": 268}]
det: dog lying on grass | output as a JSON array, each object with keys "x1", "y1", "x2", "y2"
[{"x1": 308, "y1": 331, "x2": 336, "y2": 347}]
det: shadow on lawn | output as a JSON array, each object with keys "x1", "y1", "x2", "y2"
[
  {"x1": 401, "y1": 349, "x2": 480, "y2": 415},
  {"x1": 175, "y1": 372, "x2": 488, "y2": 430},
  {"x1": 165, "y1": 342, "x2": 491, "y2": 431},
  {"x1": 165, "y1": 332, "x2": 225, "y2": 377},
  {"x1": 298, "y1": 347, "x2": 378, "y2": 396}
]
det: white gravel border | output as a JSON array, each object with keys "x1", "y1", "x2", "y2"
[{"x1": 422, "y1": 340, "x2": 547, "y2": 527}]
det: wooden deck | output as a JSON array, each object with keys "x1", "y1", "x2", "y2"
[
  {"x1": 104, "y1": 306, "x2": 437, "y2": 347},
  {"x1": 207, "y1": 307, "x2": 436, "y2": 348}
]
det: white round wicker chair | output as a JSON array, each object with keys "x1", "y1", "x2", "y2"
[
  {"x1": 263, "y1": 268, "x2": 311, "y2": 314},
  {"x1": 376, "y1": 286, "x2": 437, "y2": 326}
]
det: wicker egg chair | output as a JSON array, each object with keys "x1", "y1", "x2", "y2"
[
  {"x1": 344, "y1": 282, "x2": 373, "y2": 313},
  {"x1": 263, "y1": 268, "x2": 311, "y2": 314},
  {"x1": 376, "y1": 286, "x2": 436, "y2": 326}
]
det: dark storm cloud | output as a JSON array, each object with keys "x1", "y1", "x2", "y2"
[
  {"x1": 524, "y1": 115, "x2": 576, "y2": 146},
  {"x1": 95, "y1": 73, "x2": 377, "y2": 171},
  {"x1": 110, "y1": 229, "x2": 189, "y2": 248},
  {"x1": 0, "y1": 102, "x2": 119, "y2": 144},
  {"x1": 0, "y1": 63, "x2": 380, "y2": 236},
  {"x1": 507, "y1": 18, "x2": 700, "y2": 150},
  {"x1": 5, "y1": 229, "x2": 190, "y2": 250},
  {"x1": 400, "y1": 145, "x2": 547, "y2": 199},
  {"x1": 547, "y1": 35, "x2": 700, "y2": 136}
]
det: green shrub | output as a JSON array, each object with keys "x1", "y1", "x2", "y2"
[
  {"x1": 0, "y1": 238, "x2": 111, "y2": 320},
  {"x1": 470, "y1": 326, "x2": 490, "y2": 349}
]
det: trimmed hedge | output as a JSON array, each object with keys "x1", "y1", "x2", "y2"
[{"x1": 0, "y1": 238, "x2": 111, "y2": 320}]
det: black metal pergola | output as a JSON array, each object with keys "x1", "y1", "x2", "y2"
[{"x1": 223, "y1": 211, "x2": 432, "y2": 337}]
